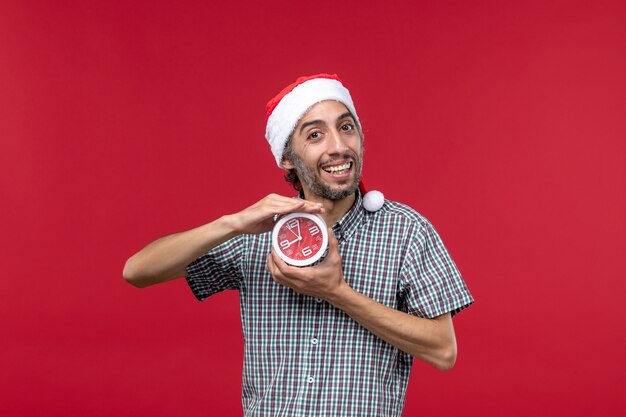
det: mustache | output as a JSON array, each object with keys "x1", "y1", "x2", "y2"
[{"x1": 318, "y1": 153, "x2": 359, "y2": 166}]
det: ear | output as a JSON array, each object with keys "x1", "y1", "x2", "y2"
[{"x1": 281, "y1": 157, "x2": 295, "y2": 170}]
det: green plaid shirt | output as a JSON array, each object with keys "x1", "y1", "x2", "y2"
[{"x1": 186, "y1": 193, "x2": 473, "y2": 417}]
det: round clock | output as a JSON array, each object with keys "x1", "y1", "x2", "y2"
[{"x1": 271, "y1": 212, "x2": 329, "y2": 267}]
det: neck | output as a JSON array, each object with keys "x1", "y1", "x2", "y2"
[{"x1": 302, "y1": 190, "x2": 356, "y2": 226}]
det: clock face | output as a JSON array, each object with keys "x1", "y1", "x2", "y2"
[{"x1": 271, "y1": 213, "x2": 328, "y2": 267}]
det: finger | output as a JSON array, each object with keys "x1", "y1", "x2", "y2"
[
  {"x1": 298, "y1": 199, "x2": 325, "y2": 212},
  {"x1": 269, "y1": 249, "x2": 290, "y2": 274},
  {"x1": 266, "y1": 253, "x2": 273, "y2": 273},
  {"x1": 267, "y1": 252, "x2": 283, "y2": 283},
  {"x1": 268, "y1": 203, "x2": 324, "y2": 228},
  {"x1": 268, "y1": 250, "x2": 286, "y2": 276},
  {"x1": 321, "y1": 228, "x2": 341, "y2": 264},
  {"x1": 327, "y1": 227, "x2": 339, "y2": 251},
  {"x1": 267, "y1": 194, "x2": 323, "y2": 212},
  {"x1": 256, "y1": 199, "x2": 305, "y2": 226},
  {"x1": 280, "y1": 200, "x2": 324, "y2": 215}
]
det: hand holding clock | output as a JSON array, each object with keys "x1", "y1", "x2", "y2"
[
  {"x1": 226, "y1": 194, "x2": 324, "y2": 236},
  {"x1": 267, "y1": 228, "x2": 346, "y2": 303}
]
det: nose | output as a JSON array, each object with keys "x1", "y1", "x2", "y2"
[{"x1": 327, "y1": 128, "x2": 348, "y2": 154}]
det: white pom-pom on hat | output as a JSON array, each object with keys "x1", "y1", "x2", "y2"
[
  {"x1": 363, "y1": 190, "x2": 384, "y2": 212},
  {"x1": 359, "y1": 181, "x2": 384, "y2": 212}
]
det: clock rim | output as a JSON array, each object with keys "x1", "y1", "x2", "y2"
[{"x1": 271, "y1": 212, "x2": 329, "y2": 267}]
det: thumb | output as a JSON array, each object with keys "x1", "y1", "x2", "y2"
[{"x1": 327, "y1": 227, "x2": 339, "y2": 252}]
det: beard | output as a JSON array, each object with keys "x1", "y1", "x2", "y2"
[{"x1": 291, "y1": 152, "x2": 362, "y2": 201}]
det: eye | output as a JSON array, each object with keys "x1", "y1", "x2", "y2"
[
  {"x1": 308, "y1": 131, "x2": 322, "y2": 140},
  {"x1": 340, "y1": 123, "x2": 354, "y2": 131}
]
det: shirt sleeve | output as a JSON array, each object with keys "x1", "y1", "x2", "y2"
[
  {"x1": 185, "y1": 235, "x2": 245, "y2": 301},
  {"x1": 399, "y1": 220, "x2": 474, "y2": 318}
]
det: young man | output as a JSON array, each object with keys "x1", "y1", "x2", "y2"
[{"x1": 124, "y1": 74, "x2": 473, "y2": 416}]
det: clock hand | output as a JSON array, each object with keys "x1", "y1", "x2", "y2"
[
  {"x1": 279, "y1": 236, "x2": 302, "y2": 250},
  {"x1": 286, "y1": 220, "x2": 300, "y2": 239},
  {"x1": 285, "y1": 236, "x2": 302, "y2": 247}
]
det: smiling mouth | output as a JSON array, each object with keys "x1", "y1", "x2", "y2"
[{"x1": 322, "y1": 162, "x2": 352, "y2": 175}]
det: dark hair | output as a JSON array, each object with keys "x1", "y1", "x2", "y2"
[{"x1": 281, "y1": 135, "x2": 303, "y2": 193}]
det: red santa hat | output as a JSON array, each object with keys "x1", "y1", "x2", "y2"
[
  {"x1": 265, "y1": 74, "x2": 383, "y2": 212},
  {"x1": 265, "y1": 73, "x2": 359, "y2": 167}
]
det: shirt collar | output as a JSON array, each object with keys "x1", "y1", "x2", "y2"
[{"x1": 331, "y1": 191, "x2": 365, "y2": 242}]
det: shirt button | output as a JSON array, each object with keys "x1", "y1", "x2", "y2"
[
  {"x1": 311, "y1": 337, "x2": 318, "y2": 345},
  {"x1": 315, "y1": 298, "x2": 323, "y2": 303},
  {"x1": 307, "y1": 377, "x2": 314, "y2": 384}
]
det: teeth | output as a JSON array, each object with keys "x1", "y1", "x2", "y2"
[{"x1": 323, "y1": 162, "x2": 351, "y2": 173}]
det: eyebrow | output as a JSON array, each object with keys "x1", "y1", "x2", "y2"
[{"x1": 298, "y1": 112, "x2": 355, "y2": 135}]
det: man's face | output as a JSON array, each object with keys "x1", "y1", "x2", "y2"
[{"x1": 283, "y1": 100, "x2": 363, "y2": 201}]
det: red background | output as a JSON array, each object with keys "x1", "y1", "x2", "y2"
[{"x1": 1, "y1": 1, "x2": 625, "y2": 416}]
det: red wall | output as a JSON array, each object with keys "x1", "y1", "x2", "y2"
[{"x1": 2, "y1": 1, "x2": 625, "y2": 416}]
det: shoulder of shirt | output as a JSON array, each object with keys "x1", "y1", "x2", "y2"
[{"x1": 366, "y1": 199, "x2": 434, "y2": 231}]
